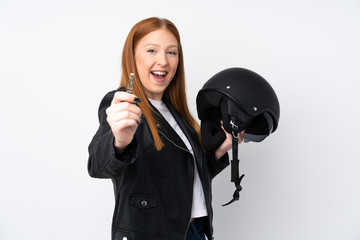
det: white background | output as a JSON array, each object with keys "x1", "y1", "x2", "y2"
[{"x1": 1, "y1": 0, "x2": 359, "y2": 239}]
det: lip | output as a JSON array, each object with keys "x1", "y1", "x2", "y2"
[{"x1": 151, "y1": 70, "x2": 168, "y2": 83}]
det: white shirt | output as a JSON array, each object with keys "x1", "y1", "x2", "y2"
[{"x1": 149, "y1": 99, "x2": 208, "y2": 218}]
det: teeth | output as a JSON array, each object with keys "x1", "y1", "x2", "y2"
[{"x1": 152, "y1": 71, "x2": 166, "y2": 76}]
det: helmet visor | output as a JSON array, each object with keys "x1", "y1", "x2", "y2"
[{"x1": 244, "y1": 112, "x2": 274, "y2": 143}]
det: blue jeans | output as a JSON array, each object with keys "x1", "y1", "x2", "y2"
[{"x1": 186, "y1": 218, "x2": 207, "y2": 240}]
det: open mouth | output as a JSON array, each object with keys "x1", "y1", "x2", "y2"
[{"x1": 151, "y1": 71, "x2": 168, "y2": 81}]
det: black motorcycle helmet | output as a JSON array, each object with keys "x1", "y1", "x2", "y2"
[
  {"x1": 197, "y1": 67, "x2": 280, "y2": 152},
  {"x1": 196, "y1": 67, "x2": 280, "y2": 206}
]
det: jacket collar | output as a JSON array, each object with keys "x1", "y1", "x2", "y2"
[{"x1": 148, "y1": 99, "x2": 188, "y2": 151}]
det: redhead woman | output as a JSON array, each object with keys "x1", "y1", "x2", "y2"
[{"x1": 88, "y1": 17, "x2": 243, "y2": 240}]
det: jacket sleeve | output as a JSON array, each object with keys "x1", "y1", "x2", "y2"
[
  {"x1": 87, "y1": 91, "x2": 138, "y2": 178},
  {"x1": 207, "y1": 151, "x2": 229, "y2": 179}
]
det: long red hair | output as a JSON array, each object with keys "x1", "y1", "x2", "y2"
[{"x1": 120, "y1": 17, "x2": 200, "y2": 151}]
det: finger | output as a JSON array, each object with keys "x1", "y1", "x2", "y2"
[
  {"x1": 109, "y1": 101, "x2": 142, "y2": 116},
  {"x1": 106, "y1": 100, "x2": 142, "y2": 119},
  {"x1": 238, "y1": 130, "x2": 245, "y2": 144},
  {"x1": 111, "y1": 119, "x2": 139, "y2": 134},
  {"x1": 112, "y1": 91, "x2": 141, "y2": 104},
  {"x1": 112, "y1": 118, "x2": 140, "y2": 129},
  {"x1": 107, "y1": 110, "x2": 141, "y2": 124},
  {"x1": 220, "y1": 121, "x2": 226, "y2": 132}
]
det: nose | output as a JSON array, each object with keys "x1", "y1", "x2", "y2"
[{"x1": 156, "y1": 52, "x2": 168, "y2": 66}]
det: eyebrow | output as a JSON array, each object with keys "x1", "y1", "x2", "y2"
[{"x1": 144, "y1": 43, "x2": 178, "y2": 48}]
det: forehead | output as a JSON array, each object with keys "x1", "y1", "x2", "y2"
[{"x1": 138, "y1": 28, "x2": 178, "y2": 47}]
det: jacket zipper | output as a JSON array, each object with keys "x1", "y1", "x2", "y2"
[{"x1": 158, "y1": 130, "x2": 192, "y2": 155}]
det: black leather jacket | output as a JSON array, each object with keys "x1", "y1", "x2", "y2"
[{"x1": 88, "y1": 91, "x2": 229, "y2": 240}]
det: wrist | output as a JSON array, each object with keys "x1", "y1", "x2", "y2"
[
  {"x1": 215, "y1": 149, "x2": 225, "y2": 160},
  {"x1": 114, "y1": 138, "x2": 126, "y2": 155}
]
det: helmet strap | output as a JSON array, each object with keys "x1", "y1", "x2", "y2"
[{"x1": 222, "y1": 126, "x2": 245, "y2": 206}]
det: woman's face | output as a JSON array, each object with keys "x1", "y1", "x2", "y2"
[{"x1": 134, "y1": 28, "x2": 179, "y2": 101}]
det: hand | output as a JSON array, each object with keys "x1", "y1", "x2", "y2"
[
  {"x1": 214, "y1": 122, "x2": 244, "y2": 159},
  {"x1": 106, "y1": 91, "x2": 142, "y2": 154}
]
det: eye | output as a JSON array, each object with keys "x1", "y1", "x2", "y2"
[
  {"x1": 168, "y1": 51, "x2": 177, "y2": 55},
  {"x1": 147, "y1": 49, "x2": 156, "y2": 53}
]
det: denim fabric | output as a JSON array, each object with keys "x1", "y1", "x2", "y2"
[{"x1": 186, "y1": 218, "x2": 206, "y2": 240}]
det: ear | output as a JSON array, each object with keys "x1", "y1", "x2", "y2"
[{"x1": 201, "y1": 118, "x2": 226, "y2": 152}]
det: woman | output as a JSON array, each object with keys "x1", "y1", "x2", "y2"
[{"x1": 88, "y1": 17, "x2": 243, "y2": 240}]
